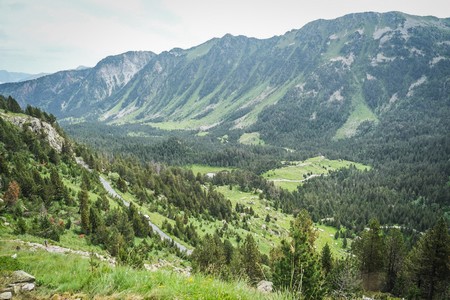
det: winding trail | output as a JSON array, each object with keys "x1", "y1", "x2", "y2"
[
  {"x1": 77, "y1": 157, "x2": 192, "y2": 255},
  {"x1": 100, "y1": 175, "x2": 192, "y2": 255}
]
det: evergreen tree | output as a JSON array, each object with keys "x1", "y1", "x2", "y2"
[
  {"x1": 240, "y1": 234, "x2": 264, "y2": 285},
  {"x1": 89, "y1": 206, "x2": 103, "y2": 234},
  {"x1": 117, "y1": 177, "x2": 128, "y2": 193},
  {"x1": 353, "y1": 218, "x2": 385, "y2": 291},
  {"x1": 6, "y1": 96, "x2": 22, "y2": 113},
  {"x1": 408, "y1": 218, "x2": 450, "y2": 300},
  {"x1": 327, "y1": 258, "x2": 362, "y2": 299},
  {"x1": 191, "y1": 233, "x2": 227, "y2": 278},
  {"x1": 271, "y1": 209, "x2": 324, "y2": 298},
  {"x1": 78, "y1": 189, "x2": 90, "y2": 234},
  {"x1": 50, "y1": 168, "x2": 66, "y2": 202},
  {"x1": 321, "y1": 242, "x2": 333, "y2": 276},
  {"x1": 384, "y1": 228, "x2": 406, "y2": 293},
  {"x1": 4, "y1": 180, "x2": 20, "y2": 207}
]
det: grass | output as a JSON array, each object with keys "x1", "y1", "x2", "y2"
[
  {"x1": 315, "y1": 224, "x2": 351, "y2": 259},
  {"x1": 185, "y1": 164, "x2": 235, "y2": 175},
  {"x1": 239, "y1": 132, "x2": 265, "y2": 145},
  {"x1": 193, "y1": 185, "x2": 349, "y2": 259},
  {"x1": 263, "y1": 156, "x2": 370, "y2": 191},
  {"x1": 0, "y1": 239, "x2": 285, "y2": 299},
  {"x1": 334, "y1": 76, "x2": 379, "y2": 140},
  {"x1": 190, "y1": 185, "x2": 292, "y2": 255}
]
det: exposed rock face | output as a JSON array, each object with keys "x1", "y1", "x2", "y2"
[
  {"x1": 10, "y1": 270, "x2": 35, "y2": 284},
  {"x1": 0, "y1": 270, "x2": 36, "y2": 298},
  {"x1": 257, "y1": 280, "x2": 273, "y2": 293},
  {"x1": 0, "y1": 292, "x2": 12, "y2": 300},
  {"x1": 4, "y1": 114, "x2": 65, "y2": 152}
]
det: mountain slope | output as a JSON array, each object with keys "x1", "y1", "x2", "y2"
[
  {"x1": 0, "y1": 51, "x2": 155, "y2": 120},
  {"x1": 0, "y1": 12, "x2": 449, "y2": 141}
]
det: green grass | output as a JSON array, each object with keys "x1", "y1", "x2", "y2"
[
  {"x1": 197, "y1": 185, "x2": 349, "y2": 258},
  {"x1": 334, "y1": 76, "x2": 379, "y2": 140},
  {"x1": 195, "y1": 185, "x2": 292, "y2": 255},
  {"x1": 0, "y1": 239, "x2": 285, "y2": 299},
  {"x1": 315, "y1": 224, "x2": 351, "y2": 259},
  {"x1": 185, "y1": 164, "x2": 235, "y2": 175},
  {"x1": 186, "y1": 40, "x2": 216, "y2": 62},
  {"x1": 196, "y1": 131, "x2": 209, "y2": 136},
  {"x1": 263, "y1": 156, "x2": 370, "y2": 191},
  {"x1": 239, "y1": 132, "x2": 265, "y2": 145}
]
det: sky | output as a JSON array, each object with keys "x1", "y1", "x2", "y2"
[{"x1": 1, "y1": 0, "x2": 449, "y2": 74}]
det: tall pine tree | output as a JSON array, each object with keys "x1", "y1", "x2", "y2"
[
  {"x1": 408, "y1": 218, "x2": 450, "y2": 300},
  {"x1": 78, "y1": 189, "x2": 90, "y2": 234},
  {"x1": 353, "y1": 218, "x2": 385, "y2": 291},
  {"x1": 271, "y1": 209, "x2": 324, "y2": 298}
]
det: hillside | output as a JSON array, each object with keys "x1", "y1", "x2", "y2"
[
  {"x1": 1, "y1": 12, "x2": 449, "y2": 146},
  {"x1": 0, "y1": 51, "x2": 154, "y2": 120},
  {"x1": 0, "y1": 96, "x2": 312, "y2": 298},
  {"x1": 1, "y1": 11, "x2": 449, "y2": 299}
]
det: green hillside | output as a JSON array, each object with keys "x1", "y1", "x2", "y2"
[{"x1": 263, "y1": 156, "x2": 370, "y2": 191}]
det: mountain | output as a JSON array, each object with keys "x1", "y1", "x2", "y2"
[
  {"x1": 0, "y1": 51, "x2": 155, "y2": 120},
  {"x1": 0, "y1": 12, "x2": 449, "y2": 141},
  {"x1": 0, "y1": 70, "x2": 48, "y2": 84}
]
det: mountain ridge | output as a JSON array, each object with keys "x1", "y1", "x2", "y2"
[{"x1": 0, "y1": 12, "x2": 449, "y2": 144}]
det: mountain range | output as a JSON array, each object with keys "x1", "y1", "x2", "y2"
[
  {"x1": 0, "y1": 11, "x2": 449, "y2": 144},
  {"x1": 0, "y1": 70, "x2": 48, "y2": 84}
]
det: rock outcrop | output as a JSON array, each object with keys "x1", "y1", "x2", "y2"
[
  {"x1": 0, "y1": 270, "x2": 36, "y2": 298},
  {"x1": 2, "y1": 114, "x2": 65, "y2": 152},
  {"x1": 257, "y1": 280, "x2": 273, "y2": 293}
]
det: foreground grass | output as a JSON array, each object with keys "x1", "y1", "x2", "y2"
[{"x1": 0, "y1": 239, "x2": 284, "y2": 299}]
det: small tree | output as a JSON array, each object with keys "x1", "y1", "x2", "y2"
[
  {"x1": 241, "y1": 234, "x2": 264, "y2": 285},
  {"x1": 271, "y1": 209, "x2": 324, "y2": 298},
  {"x1": 321, "y1": 242, "x2": 333, "y2": 276},
  {"x1": 78, "y1": 189, "x2": 90, "y2": 234},
  {"x1": 4, "y1": 180, "x2": 20, "y2": 207}
]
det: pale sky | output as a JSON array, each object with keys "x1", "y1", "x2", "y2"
[{"x1": 1, "y1": 0, "x2": 449, "y2": 74}]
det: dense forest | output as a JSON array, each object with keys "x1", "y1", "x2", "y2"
[{"x1": 1, "y1": 95, "x2": 450, "y2": 298}]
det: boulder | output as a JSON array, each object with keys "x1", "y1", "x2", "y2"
[
  {"x1": 11, "y1": 270, "x2": 35, "y2": 283},
  {"x1": 21, "y1": 283, "x2": 35, "y2": 291},
  {"x1": 257, "y1": 280, "x2": 273, "y2": 293},
  {"x1": 0, "y1": 292, "x2": 12, "y2": 300}
]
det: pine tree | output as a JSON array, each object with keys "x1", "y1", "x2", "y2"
[
  {"x1": 50, "y1": 168, "x2": 66, "y2": 202},
  {"x1": 191, "y1": 233, "x2": 227, "y2": 278},
  {"x1": 4, "y1": 180, "x2": 20, "y2": 207},
  {"x1": 271, "y1": 209, "x2": 324, "y2": 298},
  {"x1": 408, "y1": 218, "x2": 450, "y2": 300},
  {"x1": 353, "y1": 218, "x2": 385, "y2": 291},
  {"x1": 241, "y1": 234, "x2": 264, "y2": 285},
  {"x1": 321, "y1": 242, "x2": 333, "y2": 276},
  {"x1": 384, "y1": 228, "x2": 406, "y2": 293},
  {"x1": 6, "y1": 96, "x2": 22, "y2": 113},
  {"x1": 78, "y1": 189, "x2": 90, "y2": 234}
]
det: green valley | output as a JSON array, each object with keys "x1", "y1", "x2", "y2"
[{"x1": 1, "y1": 9, "x2": 449, "y2": 300}]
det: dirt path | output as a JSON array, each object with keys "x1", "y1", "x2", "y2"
[
  {"x1": 8, "y1": 239, "x2": 116, "y2": 265},
  {"x1": 270, "y1": 174, "x2": 322, "y2": 183}
]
